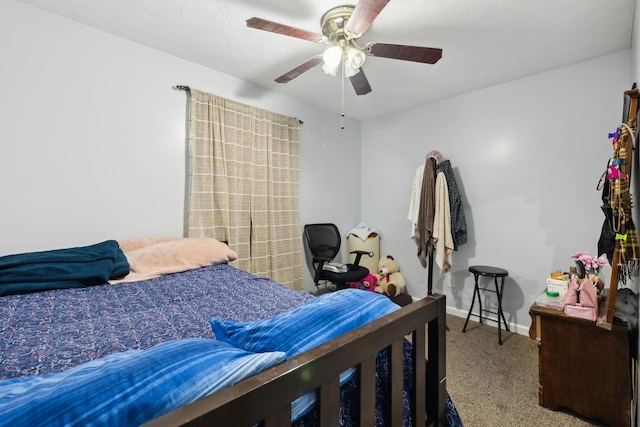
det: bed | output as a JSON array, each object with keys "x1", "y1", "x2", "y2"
[{"x1": 0, "y1": 238, "x2": 462, "y2": 426}]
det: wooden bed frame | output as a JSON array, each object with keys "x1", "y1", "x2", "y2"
[{"x1": 144, "y1": 293, "x2": 447, "y2": 427}]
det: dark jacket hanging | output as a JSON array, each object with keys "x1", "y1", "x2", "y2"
[{"x1": 437, "y1": 159, "x2": 467, "y2": 249}]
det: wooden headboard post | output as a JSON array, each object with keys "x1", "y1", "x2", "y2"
[{"x1": 427, "y1": 293, "x2": 447, "y2": 426}]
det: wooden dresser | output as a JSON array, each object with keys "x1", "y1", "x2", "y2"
[{"x1": 529, "y1": 304, "x2": 632, "y2": 427}]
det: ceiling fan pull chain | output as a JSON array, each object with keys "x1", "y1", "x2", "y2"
[{"x1": 341, "y1": 56, "x2": 345, "y2": 130}]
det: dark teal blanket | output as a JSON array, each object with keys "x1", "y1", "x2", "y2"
[{"x1": 0, "y1": 240, "x2": 130, "y2": 296}]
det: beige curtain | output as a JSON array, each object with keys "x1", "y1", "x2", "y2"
[{"x1": 186, "y1": 89, "x2": 303, "y2": 290}]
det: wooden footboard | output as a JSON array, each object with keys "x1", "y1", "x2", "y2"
[{"x1": 144, "y1": 293, "x2": 447, "y2": 427}]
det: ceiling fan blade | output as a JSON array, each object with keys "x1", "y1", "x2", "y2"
[
  {"x1": 367, "y1": 43, "x2": 443, "y2": 64},
  {"x1": 349, "y1": 69, "x2": 372, "y2": 95},
  {"x1": 346, "y1": 0, "x2": 390, "y2": 36},
  {"x1": 275, "y1": 55, "x2": 324, "y2": 83},
  {"x1": 246, "y1": 17, "x2": 324, "y2": 43}
]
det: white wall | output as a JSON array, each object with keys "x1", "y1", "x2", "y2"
[
  {"x1": 361, "y1": 50, "x2": 632, "y2": 334},
  {"x1": 0, "y1": 0, "x2": 362, "y2": 293}
]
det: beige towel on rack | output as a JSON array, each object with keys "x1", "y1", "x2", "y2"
[{"x1": 433, "y1": 172, "x2": 453, "y2": 274}]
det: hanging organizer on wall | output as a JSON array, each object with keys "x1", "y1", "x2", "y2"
[{"x1": 599, "y1": 88, "x2": 640, "y2": 329}]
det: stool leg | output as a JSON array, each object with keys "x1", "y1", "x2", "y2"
[
  {"x1": 477, "y1": 283, "x2": 483, "y2": 324},
  {"x1": 494, "y1": 276, "x2": 509, "y2": 345},
  {"x1": 462, "y1": 274, "x2": 480, "y2": 332},
  {"x1": 497, "y1": 277, "x2": 509, "y2": 331},
  {"x1": 494, "y1": 277, "x2": 502, "y2": 344}
]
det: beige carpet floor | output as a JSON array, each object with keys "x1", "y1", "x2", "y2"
[{"x1": 445, "y1": 314, "x2": 606, "y2": 427}]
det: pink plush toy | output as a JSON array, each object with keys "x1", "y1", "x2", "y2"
[{"x1": 350, "y1": 272, "x2": 378, "y2": 292}]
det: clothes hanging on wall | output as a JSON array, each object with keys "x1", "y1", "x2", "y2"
[
  {"x1": 409, "y1": 152, "x2": 467, "y2": 274},
  {"x1": 433, "y1": 172, "x2": 454, "y2": 273},
  {"x1": 437, "y1": 159, "x2": 468, "y2": 249},
  {"x1": 407, "y1": 162, "x2": 424, "y2": 239},
  {"x1": 414, "y1": 157, "x2": 437, "y2": 268}
]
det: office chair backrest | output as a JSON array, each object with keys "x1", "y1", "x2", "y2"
[{"x1": 304, "y1": 223, "x2": 341, "y2": 262}]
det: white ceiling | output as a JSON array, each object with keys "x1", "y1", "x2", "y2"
[{"x1": 17, "y1": 0, "x2": 636, "y2": 120}]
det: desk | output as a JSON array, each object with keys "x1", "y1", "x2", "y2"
[{"x1": 529, "y1": 304, "x2": 631, "y2": 427}]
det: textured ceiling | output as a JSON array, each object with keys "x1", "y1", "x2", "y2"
[{"x1": 16, "y1": 0, "x2": 636, "y2": 120}]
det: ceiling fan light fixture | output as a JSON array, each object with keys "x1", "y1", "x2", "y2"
[
  {"x1": 344, "y1": 47, "x2": 366, "y2": 77},
  {"x1": 322, "y1": 45, "x2": 342, "y2": 76}
]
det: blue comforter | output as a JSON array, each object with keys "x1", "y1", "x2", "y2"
[{"x1": 0, "y1": 263, "x2": 464, "y2": 426}]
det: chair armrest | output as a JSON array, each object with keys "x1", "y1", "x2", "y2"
[{"x1": 349, "y1": 250, "x2": 374, "y2": 266}]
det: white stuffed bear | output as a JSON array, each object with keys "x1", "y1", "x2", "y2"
[{"x1": 374, "y1": 255, "x2": 406, "y2": 297}]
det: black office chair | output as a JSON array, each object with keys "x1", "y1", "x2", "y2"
[{"x1": 303, "y1": 223, "x2": 371, "y2": 290}]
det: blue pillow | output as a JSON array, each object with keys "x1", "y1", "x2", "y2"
[
  {"x1": 210, "y1": 289, "x2": 400, "y2": 357},
  {"x1": 0, "y1": 339, "x2": 285, "y2": 427},
  {"x1": 210, "y1": 289, "x2": 401, "y2": 421}
]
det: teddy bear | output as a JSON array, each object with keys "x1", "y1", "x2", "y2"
[
  {"x1": 374, "y1": 255, "x2": 406, "y2": 297},
  {"x1": 349, "y1": 272, "x2": 378, "y2": 292}
]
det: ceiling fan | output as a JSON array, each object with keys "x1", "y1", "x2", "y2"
[{"x1": 246, "y1": 0, "x2": 443, "y2": 96}]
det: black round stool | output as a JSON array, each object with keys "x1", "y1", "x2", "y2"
[{"x1": 462, "y1": 265, "x2": 509, "y2": 345}]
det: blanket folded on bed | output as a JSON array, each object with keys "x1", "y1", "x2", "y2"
[{"x1": 0, "y1": 240, "x2": 129, "y2": 296}]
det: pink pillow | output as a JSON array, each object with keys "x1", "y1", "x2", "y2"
[{"x1": 111, "y1": 238, "x2": 237, "y2": 283}]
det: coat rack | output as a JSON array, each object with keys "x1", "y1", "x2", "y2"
[
  {"x1": 413, "y1": 150, "x2": 465, "y2": 295},
  {"x1": 416, "y1": 155, "x2": 440, "y2": 295}
]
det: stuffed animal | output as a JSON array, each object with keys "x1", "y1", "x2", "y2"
[
  {"x1": 374, "y1": 255, "x2": 406, "y2": 297},
  {"x1": 350, "y1": 272, "x2": 378, "y2": 292}
]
